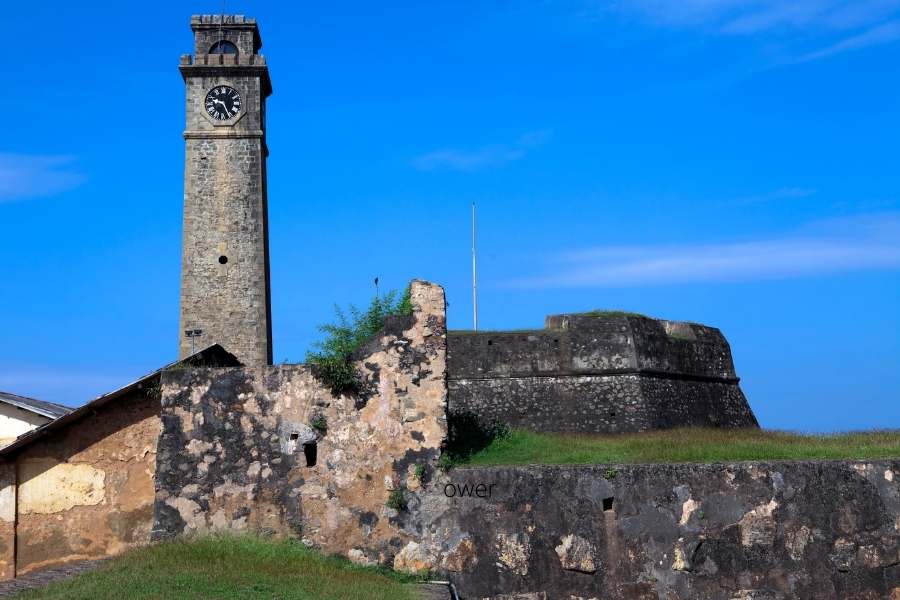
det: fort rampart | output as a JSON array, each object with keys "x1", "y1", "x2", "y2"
[{"x1": 447, "y1": 313, "x2": 758, "y2": 433}]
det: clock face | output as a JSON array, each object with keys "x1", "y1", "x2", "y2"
[{"x1": 204, "y1": 86, "x2": 242, "y2": 121}]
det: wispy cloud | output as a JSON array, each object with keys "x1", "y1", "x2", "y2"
[
  {"x1": 505, "y1": 212, "x2": 900, "y2": 288},
  {"x1": 610, "y1": 0, "x2": 900, "y2": 61},
  {"x1": 413, "y1": 130, "x2": 551, "y2": 172},
  {"x1": 617, "y1": 0, "x2": 900, "y2": 33},
  {"x1": 0, "y1": 154, "x2": 86, "y2": 202},
  {"x1": 796, "y1": 18, "x2": 900, "y2": 61},
  {"x1": 730, "y1": 187, "x2": 816, "y2": 205}
]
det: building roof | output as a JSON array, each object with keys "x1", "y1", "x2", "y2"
[
  {"x1": 0, "y1": 345, "x2": 240, "y2": 456},
  {"x1": 0, "y1": 391, "x2": 72, "y2": 419}
]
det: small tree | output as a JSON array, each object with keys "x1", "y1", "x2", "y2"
[{"x1": 306, "y1": 287, "x2": 413, "y2": 394}]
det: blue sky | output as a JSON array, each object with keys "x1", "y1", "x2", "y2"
[{"x1": 2, "y1": 1, "x2": 899, "y2": 431}]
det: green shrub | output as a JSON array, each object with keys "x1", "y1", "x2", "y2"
[
  {"x1": 436, "y1": 454, "x2": 456, "y2": 473},
  {"x1": 307, "y1": 287, "x2": 413, "y2": 395},
  {"x1": 385, "y1": 488, "x2": 407, "y2": 512},
  {"x1": 310, "y1": 415, "x2": 328, "y2": 434},
  {"x1": 412, "y1": 464, "x2": 426, "y2": 480}
]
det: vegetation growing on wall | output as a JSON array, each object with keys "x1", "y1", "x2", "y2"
[
  {"x1": 385, "y1": 488, "x2": 408, "y2": 512},
  {"x1": 306, "y1": 287, "x2": 413, "y2": 394},
  {"x1": 578, "y1": 309, "x2": 649, "y2": 318}
]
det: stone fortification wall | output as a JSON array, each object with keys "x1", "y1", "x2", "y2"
[
  {"x1": 154, "y1": 280, "x2": 448, "y2": 564},
  {"x1": 412, "y1": 460, "x2": 900, "y2": 599},
  {"x1": 448, "y1": 313, "x2": 758, "y2": 433}
]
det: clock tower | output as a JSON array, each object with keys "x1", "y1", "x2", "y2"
[{"x1": 178, "y1": 15, "x2": 273, "y2": 366}]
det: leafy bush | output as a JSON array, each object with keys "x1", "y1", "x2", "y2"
[
  {"x1": 385, "y1": 488, "x2": 407, "y2": 512},
  {"x1": 306, "y1": 287, "x2": 413, "y2": 394},
  {"x1": 310, "y1": 415, "x2": 327, "y2": 434}
]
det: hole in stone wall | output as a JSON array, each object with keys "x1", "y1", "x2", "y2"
[
  {"x1": 603, "y1": 497, "x2": 614, "y2": 512},
  {"x1": 487, "y1": 340, "x2": 493, "y2": 346},
  {"x1": 303, "y1": 442, "x2": 317, "y2": 467},
  {"x1": 609, "y1": 411, "x2": 616, "y2": 418},
  {"x1": 290, "y1": 432, "x2": 299, "y2": 440},
  {"x1": 218, "y1": 255, "x2": 229, "y2": 265}
]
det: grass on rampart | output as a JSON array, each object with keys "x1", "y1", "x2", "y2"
[
  {"x1": 463, "y1": 428, "x2": 900, "y2": 466},
  {"x1": 16, "y1": 535, "x2": 421, "y2": 600}
]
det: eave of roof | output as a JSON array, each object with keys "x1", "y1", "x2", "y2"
[
  {"x1": 0, "y1": 345, "x2": 240, "y2": 456},
  {"x1": 0, "y1": 392, "x2": 72, "y2": 419}
]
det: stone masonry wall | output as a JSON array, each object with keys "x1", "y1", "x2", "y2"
[
  {"x1": 412, "y1": 461, "x2": 900, "y2": 599},
  {"x1": 155, "y1": 280, "x2": 448, "y2": 565},
  {"x1": 179, "y1": 133, "x2": 271, "y2": 366},
  {"x1": 448, "y1": 313, "x2": 758, "y2": 433},
  {"x1": 450, "y1": 376, "x2": 756, "y2": 433}
]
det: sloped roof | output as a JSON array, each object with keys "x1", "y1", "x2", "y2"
[
  {"x1": 0, "y1": 391, "x2": 72, "y2": 419},
  {"x1": 0, "y1": 345, "x2": 240, "y2": 456}
]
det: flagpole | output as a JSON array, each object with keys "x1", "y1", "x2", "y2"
[{"x1": 472, "y1": 202, "x2": 478, "y2": 331}]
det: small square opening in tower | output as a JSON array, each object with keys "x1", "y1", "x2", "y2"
[{"x1": 603, "y1": 497, "x2": 614, "y2": 512}]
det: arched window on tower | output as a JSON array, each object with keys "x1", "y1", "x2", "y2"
[{"x1": 209, "y1": 40, "x2": 239, "y2": 55}]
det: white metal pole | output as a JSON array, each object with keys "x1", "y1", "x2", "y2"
[{"x1": 472, "y1": 202, "x2": 478, "y2": 331}]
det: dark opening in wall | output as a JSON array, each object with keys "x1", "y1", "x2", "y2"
[
  {"x1": 290, "y1": 432, "x2": 299, "y2": 441},
  {"x1": 603, "y1": 497, "x2": 614, "y2": 512},
  {"x1": 487, "y1": 340, "x2": 493, "y2": 346},
  {"x1": 303, "y1": 442, "x2": 317, "y2": 467},
  {"x1": 218, "y1": 255, "x2": 228, "y2": 265},
  {"x1": 209, "y1": 40, "x2": 239, "y2": 54},
  {"x1": 609, "y1": 411, "x2": 616, "y2": 419}
]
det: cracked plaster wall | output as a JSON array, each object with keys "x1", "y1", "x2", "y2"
[{"x1": 6, "y1": 388, "x2": 160, "y2": 578}]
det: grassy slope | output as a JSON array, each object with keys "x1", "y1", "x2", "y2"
[
  {"x1": 464, "y1": 428, "x2": 900, "y2": 466},
  {"x1": 17, "y1": 536, "x2": 419, "y2": 600}
]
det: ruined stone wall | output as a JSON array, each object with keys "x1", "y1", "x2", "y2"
[
  {"x1": 410, "y1": 461, "x2": 900, "y2": 599},
  {"x1": 155, "y1": 280, "x2": 448, "y2": 565},
  {"x1": 12, "y1": 389, "x2": 160, "y2": 576},
  {"x1": 448, "y1": 313, "x2": 758, "y2": 433}
]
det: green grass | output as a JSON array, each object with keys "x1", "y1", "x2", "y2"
[
  {"x1": 575, "y1": 309, "x2": 649, "y2": 318},
  {"x1": 16, "y1": 535, "x2": 422, "y2": 600},
  {"x1": 463, "y1": 428, "x2": 900, "y2": 466}
]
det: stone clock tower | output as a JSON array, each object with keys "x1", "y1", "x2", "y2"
[{"x1": 178, "y1": 15, "x2": 273, "y2": 366}]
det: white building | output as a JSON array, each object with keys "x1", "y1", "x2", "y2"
[{"x1": 0, "y1": 391, "x2": 72, "y2": 447}]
